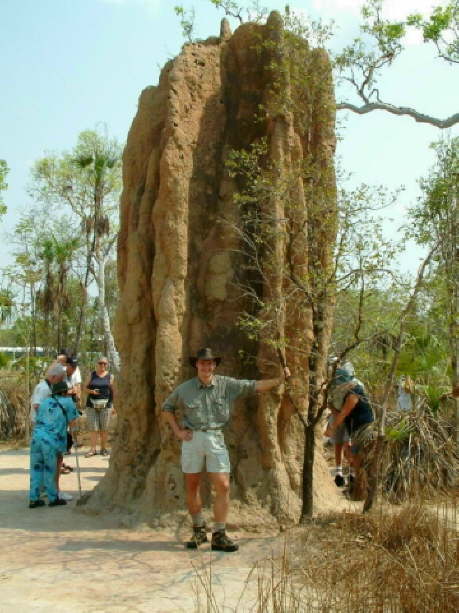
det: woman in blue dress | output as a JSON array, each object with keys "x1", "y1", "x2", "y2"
[{"x1": 29, "y1": 381, "x2": 79, "y2": 507}]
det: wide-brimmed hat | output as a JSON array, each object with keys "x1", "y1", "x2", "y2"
[
  {"x1": 189, "y1": 347, "x2": 221, "y2": 367},
  {"x1": 51, "y1": 381, "x2": 69, "y2": 396}
]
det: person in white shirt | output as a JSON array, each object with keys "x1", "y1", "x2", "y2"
[
  {"x1": 30, "y1": 363, "x2": 67, "y2": 424},
  {"x1": 57, "y1": 352, "x2": 82, "y2": 391},
  {"x1": 65, "y1": 357, "x2": 81, "y2": 404}
]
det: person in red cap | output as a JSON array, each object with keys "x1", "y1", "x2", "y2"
[{"x1": 162, "y1": 347, "x2": 290, "y2": 552}]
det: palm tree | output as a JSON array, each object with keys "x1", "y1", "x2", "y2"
[{"x1": 68, "y1": 131, "x2": 121, "y2": 371}]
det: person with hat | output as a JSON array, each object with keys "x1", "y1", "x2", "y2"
[
  {"x1": 326, "y1": 367, "x2": 374, "y2": 499},
  {"x1": 162, "y1": 347, "x2": 290, "y2": 552},
  {"x1": 63, "y1": 356, "x2": 82, "y2": 458},
  {"x1": 29, "y1": 381, "x2": 80, "y2": 508},
  {"x1": 325, "y1": 361, "x2": 359, "y2": 487},
  {"x1": 64, "y1": 356, "x2": 82, "y2": 403}
]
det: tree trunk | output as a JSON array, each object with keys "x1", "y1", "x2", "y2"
[
  {"x1": 451, "y1": 181, "x2": 459, "y2": 448},
  {"x1": 84, "y1": 14, "x2": 338, "y2": 525},
  {"x1": 301, "y1": 424, "x2": 315, "y2": 519},
  {"x1": 96, "y1": 251, "x2": 120, "y2": 373}
]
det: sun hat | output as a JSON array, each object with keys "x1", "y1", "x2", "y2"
[{"x1": 189, "y1": 347, "x2": 222, "y2": 367}]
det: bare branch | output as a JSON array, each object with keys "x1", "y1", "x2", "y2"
[{"x1": 337, "y1": 101, "x2": 459, "y2": 128}]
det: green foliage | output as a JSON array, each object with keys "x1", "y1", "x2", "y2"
[
  {"x1": 334, "y1": 0, "x2": 406, "y2": 103},
  {"x1": 386, "y1": 418, "x2": 410, "y2": 441},
  {"x1": 407, "y1": 1, "x2": 459, "y2": 63},
  {"x1": 209, "y1": 0, "x2": 267, "y2": 23},
  {"x1": 0, "y1": 288, "x2": 14, "y2": 326},
  {"x1": 174, "y1": 5, "x2": 196, "y2": 42},
  {"x1": 407, "y1": 137, "x2": 458, "y2": 393},
  {"x1": 409, "y1": 137, "x2": 458, "y2": 245},
  {"x1": 422, "y1": 384, "x2": 445, "y2": 413},
  {"x1": 1, "y1": 127, "x2": 122, "y2": 359},
  {"x1": 0, "y1": 159, "x2": 9, "y2": 218}
]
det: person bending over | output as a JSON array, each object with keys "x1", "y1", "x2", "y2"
[
  {"x1": 326, "y1": 369, "x2": 374, "y2": 500},
  {"x1": 29, "y1": 381, "x2": 79, "y2": 508}
]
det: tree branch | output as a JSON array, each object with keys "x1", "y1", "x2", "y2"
[{"x1": 337, "y1": 101, "x2": 459, "y2": 128}]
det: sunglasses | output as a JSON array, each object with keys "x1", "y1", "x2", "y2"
[{"x1": 98, "y1": 361, "x2": 108, "y2": 365}]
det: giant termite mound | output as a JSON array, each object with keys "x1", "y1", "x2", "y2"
[{"x1": 87, "y1": 12, "x2": 339, "y2": 525}]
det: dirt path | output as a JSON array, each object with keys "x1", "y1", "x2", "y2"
[{"x1": 0, "y1": 447, "x2": 301, "y2": 612}]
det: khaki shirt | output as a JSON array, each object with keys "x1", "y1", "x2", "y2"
[{"x1": 162, "y1": 375, "x2": 256, "y2": 430}]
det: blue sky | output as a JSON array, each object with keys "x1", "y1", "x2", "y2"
[{"x1": 1, "y1": 0, "x2": 458, "y2": 273}]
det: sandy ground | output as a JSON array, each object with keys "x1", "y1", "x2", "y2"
[{"x1": 0, "y1": 446, "x2": 310, "y2": 613}]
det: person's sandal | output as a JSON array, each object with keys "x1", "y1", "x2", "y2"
[
  {"x1": 185, "y1": 526, "x2": 208, "y2": 549},
  {"x1": 85, "y1": 450, "x2": 97, "y2": 458},
  {"x1": 60, "y1": 464, "x2": 73, "y2": 474},
  {"x1": 211, "y1": 530, "x2": 239, "y2": 552}
]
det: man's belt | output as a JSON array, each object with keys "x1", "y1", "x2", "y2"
[{"x1": 192, "y1": 426, "x2": 223, "y2": 432}]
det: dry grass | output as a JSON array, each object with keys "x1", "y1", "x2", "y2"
[
  {"x1": 0, "y1": 370, "x2": 28, "y2": 440},
  {"x1": 192, "y1": 497, "x2": 458, "y2": 612},
  {"x1": 294, "y1": 500, "x2": 458, "y2": 612},
  {"x1": 379, "y1": 407, "x2": 457, "y2": 502}
]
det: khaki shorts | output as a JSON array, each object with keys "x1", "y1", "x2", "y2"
[
  {"x1": 181, "y1": 430, "x2": 230, "y2": 474},
  {"x1": 327, "y1": 414, "x2": 350, "y2": 445}
]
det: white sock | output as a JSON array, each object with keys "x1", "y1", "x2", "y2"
[
  {"x1": 335, "y1": 466, "x2": 343, "y2": 475},
  {"x1": 213, "y1": 522, "x2": 225, "y2": 533},
  {"x1": 192, "y1": 512, "x2": 204, "y2": 528}
]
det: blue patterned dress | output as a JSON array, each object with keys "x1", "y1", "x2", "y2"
[{"x1": 29, "y1": 396, "x2": 79, "y2": 503}]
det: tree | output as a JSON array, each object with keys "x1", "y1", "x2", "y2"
[
  {"x1": 334, "y1": 0, "x2": 459, "y2": 128},
  {"x1": 0, "y1": 159, "x2": 9, "y2": 219},
  {"x1": 31, "y1": 128, "x2": 122, "y2": 371},
  {"x1": 37, "y1": 233, "x2": 80, "y2": 353},
  {"x1": 409, "y1": 137, "x2": 459, "y2": 441},
  {"x1": 188, "y1": 0, "x2": 459, "y2": 128}
]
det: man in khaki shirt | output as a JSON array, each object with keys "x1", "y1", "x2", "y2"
[{"x1": 162, "y1": 347, "x2": 290, "y2": 552}]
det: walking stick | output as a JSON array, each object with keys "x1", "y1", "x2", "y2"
[{"x1": 72, "y1": 429, "x2": 82, "y2": 499}]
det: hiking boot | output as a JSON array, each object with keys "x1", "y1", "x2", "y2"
[
  {"x1": 185, "y1": 526, "x2": 208, "y2": 549},
  {"x1": 29, "y1": 500, "x2": 46, "y2": 509},
  {"x1": 334, "y1": 474, "x2": 345, "y2": 487},
  {"x1": 211, "y1": 530, "x2": 239, "y2": 552},
  {"x1": 48, "y1": 498, "x2": 67, "y2": 507}
]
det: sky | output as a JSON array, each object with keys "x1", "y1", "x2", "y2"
[{"x1": 0, "y1": 0, "x2": 458, "y2": 276}]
